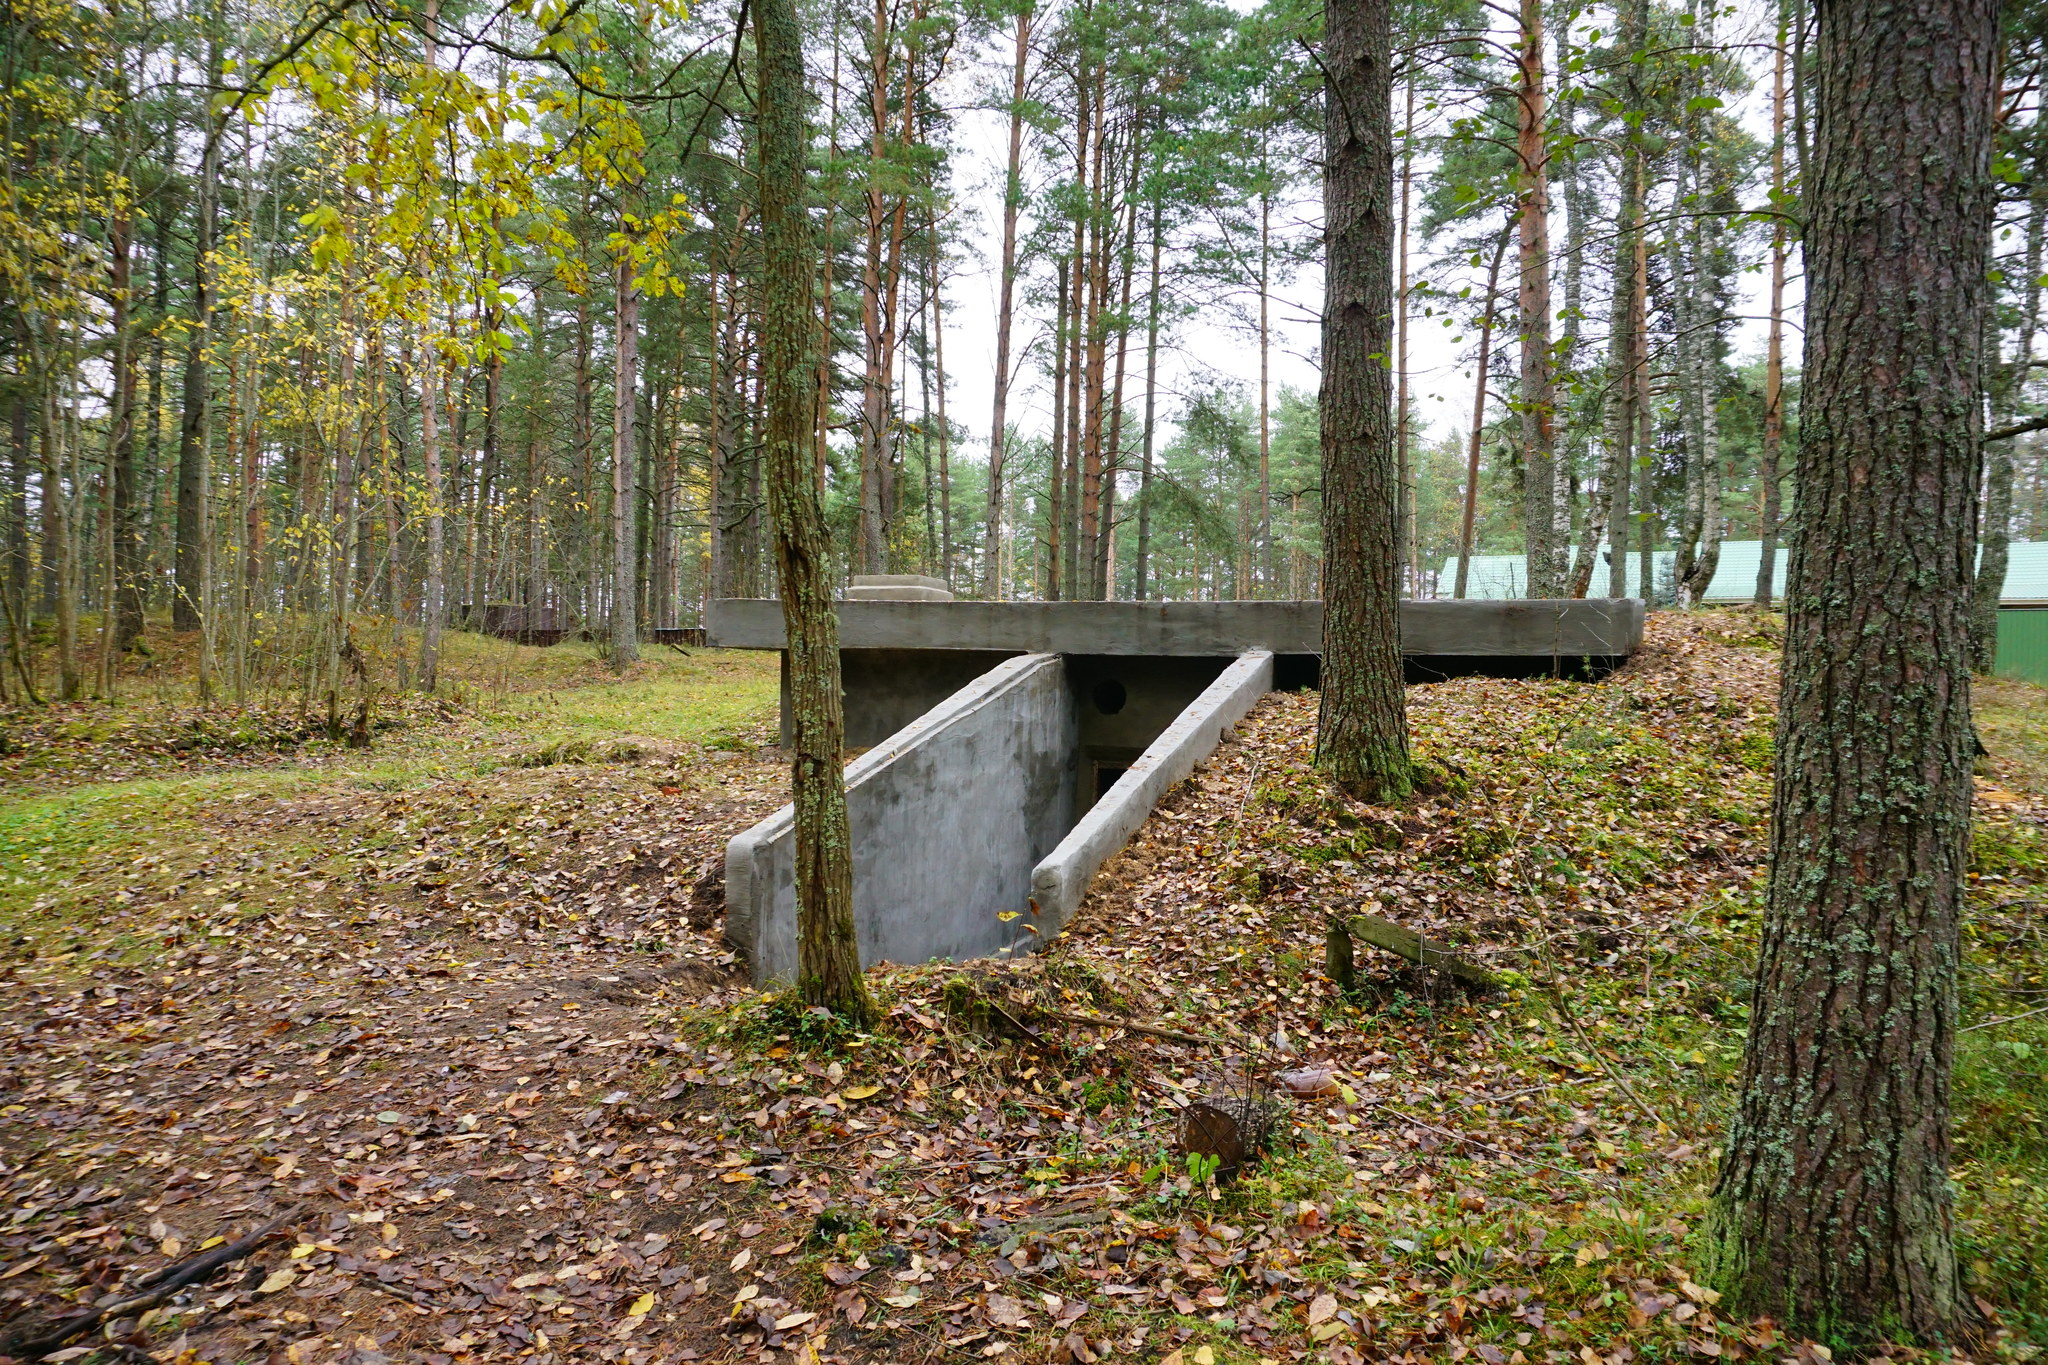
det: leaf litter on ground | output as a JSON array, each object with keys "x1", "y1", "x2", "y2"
[{"x1": 3, "y1": 611, "x2": 2042, "y2": 1364}]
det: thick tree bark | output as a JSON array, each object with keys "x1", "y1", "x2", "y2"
[
  {"x1": 1705, "y1": 0, "x2": 1996, "y2": 1342},
  {"x1": 1315, "y1": 0, "x2": 1409, "y2": 804},
  {"x1": 754, "y1": 0, "x2": 874, "y2": 1023}
]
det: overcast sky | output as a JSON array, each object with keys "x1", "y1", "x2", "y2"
[{"x1": 913, "y1": 0, "x2": 1793, "y2": 476}]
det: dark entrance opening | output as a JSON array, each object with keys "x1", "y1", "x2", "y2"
[{"x1": 1095, "y1": 763, "x2": 1130, "y2": 800}]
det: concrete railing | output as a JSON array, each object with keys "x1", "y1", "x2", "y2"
[
  {"x1": 725, "y1": 653, "x2": 1077, "y2": 986},
  {"x1": 1027, "y1": 649, "x2": 1275, "y2": 934}
]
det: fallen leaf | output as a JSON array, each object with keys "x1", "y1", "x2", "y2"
[{"x1": 628, "y1": 1292, "x2": 656, "y2": 1316}]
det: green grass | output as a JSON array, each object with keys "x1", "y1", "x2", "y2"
[
  {"x1": 488, "y1": 647, "x2": 778, "y2": 749},
  {"x1": 0, "y1": 640, "x2": 779, "y2": 950}
]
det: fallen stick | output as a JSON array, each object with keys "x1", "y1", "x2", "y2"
[
  {"x1": 1036, "y1": 1007, "x2": 1215, "y2": 1048},
  {"x1": 3, "y1": 1208, "x2": 299, "y2": 1359},
  {"x1": 1334, "y1": 913, "x2": 1501, "y2": 991}
]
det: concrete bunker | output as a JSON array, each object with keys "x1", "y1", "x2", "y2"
[{"x1": 715, "y1": 596, "x2": 1646, "y2": 985}]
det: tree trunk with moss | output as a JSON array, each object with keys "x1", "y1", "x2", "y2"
[
  {"x1": 1705, "y1": 0, "x2": 1995, "y2": 1343},
  {"x1": 1314, "y1": 0, "x2": 1409, "y2": 805},
  {"x1": 754, "y1": 0, "x2": 874, "y2": 1024}
]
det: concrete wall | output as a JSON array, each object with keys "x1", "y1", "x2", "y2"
[
  {"x1": 782, "y1": 648, "x2": 1018, "y2": 749},
  {"x1": 727, "y1": 654, "x2": 1077, "y2": 986},
  {"x1": 1029, "y1": 650, "x2": 1275, "y2": 936},
  {"x1": 708, "y1": 596, "x2": 1647, "y2": 659}
]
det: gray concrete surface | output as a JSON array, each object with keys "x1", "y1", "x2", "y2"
[
  {"x1": 781, "y1": 649, "x2": 1017, "y2": 748},
  {"x1": 1029, "y1": 650, "x2": 1275, "y2": 936},
  {"x1": 707, "y1": 596, "x2": 1646, "y2": 658},
  {"x1": 726, "y1": 653, "x2": 1078, "y2": 986}
]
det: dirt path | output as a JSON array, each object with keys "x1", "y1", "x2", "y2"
[{"x1": 1, "y1": 746, "x2": 791, "y2": 1365}]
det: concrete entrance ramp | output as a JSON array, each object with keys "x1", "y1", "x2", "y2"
[
  {"x1": 712, "y1": 596, "x2": 1646, "y2": 985},
  {"x1": 724, "y1": 648, "x2": 1275, "y2": 986}
]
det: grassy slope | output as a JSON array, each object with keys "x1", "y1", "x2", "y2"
[
  {"x1": 0, "y1": 633, "x2": 778, "y2": 952},
  {"x1": 659, "y1": 612, "x2": 2045, "y2": 1363}
]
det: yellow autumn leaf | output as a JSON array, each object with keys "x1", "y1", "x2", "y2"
[
  {"x1": 628, "y1": 1292, "x2": 656, "y2": 1316},
  {"x1": 843, "y1": 1084, "x2": 882, "y2": 1101},
  {"x1": 257, "y1": 1269, "x2": 297, "y2": 1294}
]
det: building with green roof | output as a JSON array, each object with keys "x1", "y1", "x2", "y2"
[{"x1": 1436, "y1": 540, "x2": 2048, "y2": 683}]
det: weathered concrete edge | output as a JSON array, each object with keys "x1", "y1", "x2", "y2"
[
  {"x1": 1027, "y1": 649, "x2": 1275, "y2": 938},
  {"x1": 706, "y1": 597, "x2": 1645, "y2": 657},
  {"x1": 725, "y1": 652, "x2": 1063, "y2": 984}
]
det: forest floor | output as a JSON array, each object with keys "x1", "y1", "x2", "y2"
[{"x1": 0, "y1": 614, "x2": 2044, "y2": 1365}]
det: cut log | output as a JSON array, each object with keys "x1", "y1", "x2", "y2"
[{"x1": 1339, "y1": 912, "x2": 1501, "y2": 990}]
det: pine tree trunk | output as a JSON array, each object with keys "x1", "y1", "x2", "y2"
[
  {"x1": 174, "y1": 65, "x2": 221, "y2": 635},
  {"x1": 983, "y1": 2, "x2": 1030, "y2": 600},
  {"x1": 1458, "y1": 232, "x2": 1508, "y2": 599},
  {"x1": 610, "y1": 252, "x2": 640, "y2": 668},
  {"x1": 1705, "y1": 0, "x2": 1996, "y2": 1340},
  {"x1": 1134, "y1": 196, "x2": 1161, "y2": 602},
  {"x1": 1604, "y1": 0, "x2": 1647, "y2": 601},
  {"x1": 754, "y1": 0, "x2": 874, "y2": 1023},
  {"x1": 1047, "y1": 260, "x2": 1068, "y2": 601},
  {"x1": 109, "y1": 208, "x2": 144, "y2": 656},
  {"x1": 1756, "y1": 4, "x2": 1789, "y2": 608},
  {"x1": 1514, "y1": 0, "x2": 1558, "y2": 598},
  {"x1": 1316, "y1": 0, "x2": 1409, "y2": 805}
]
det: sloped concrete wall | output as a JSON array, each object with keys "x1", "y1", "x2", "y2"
[
  {"x1": 726, "y1": 654, "x2": 1077, "y2": 986},
  {"x1": 1029, "y1": 650, "x2": 1275, "y2": 935}
]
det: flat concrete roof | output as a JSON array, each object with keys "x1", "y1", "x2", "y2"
[{"x1": 706, "y1": 597, "x2": 1647, "y2": 658}]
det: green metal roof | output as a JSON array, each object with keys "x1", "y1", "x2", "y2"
[{"x1": 1438, "y1": 540, "x2": 2048, "y2": 604}]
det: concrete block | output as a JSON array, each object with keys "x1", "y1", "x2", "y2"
[
  {"x1": 1028, "y1": 650, "x2": 1275, "y2": 935},
  {"x1": 846, "y1": 585, "x2": 956, "y2": 601},
  {"x1": 726, "y1": 654, "x2": 1077, "y2": 986},
  {"x1": 852, "y1": 574, "x2": 948, "y2": 591}
]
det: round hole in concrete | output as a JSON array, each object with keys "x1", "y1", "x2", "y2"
[{"x1": 1092, "y1": 679, "x2": 1127, "y2": 716}]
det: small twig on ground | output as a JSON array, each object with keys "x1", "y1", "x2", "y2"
[
  {"x1": 1962, "y1": 1002, "x2": 2048, "y2": 1033},
  {"x1": 1037, "y1": 1007, "x2": 1217, "y2": 1048},
  {"x1": 3, "y1": 1208, "x2": 300, "y2": 1359}
]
